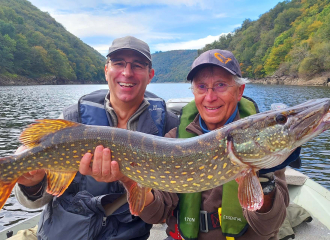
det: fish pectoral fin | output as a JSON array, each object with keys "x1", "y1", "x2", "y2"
[
  {"x1": 45, "y1": 170, "x2": 77, "y2": 196},
  {"x1": 126, "y1": 182, "x2": 151, "y2": 216},
  {"x1": 19, "y1": 119, "x2": 81, "y2": 148},
  {"x1": 236, "y1": 168, "x2": 264, "y2": 211},
  {"x1": 0, "y1": 180, "x2": 17, "y2": 210}
]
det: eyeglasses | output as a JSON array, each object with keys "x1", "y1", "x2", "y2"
[
  {"x1": 109, "y1": 58, "x2": 149, "y2": 72},
  {"x1": 190, "y1": 82, "x2": 235, "y2": 95}
]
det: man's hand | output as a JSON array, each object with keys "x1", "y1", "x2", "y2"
[
  {"x1": 79, "y1": 145, "x2": 130, "y2": 183},
  {"x1": 79, "y1": 145, "x2": 155, "y2": 209},
  {"x1": 15, "y1": 146, "x2": 46, "y2": 187}
]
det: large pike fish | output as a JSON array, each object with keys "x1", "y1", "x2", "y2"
[{"x1": 0, "y1": 99, "x2": 330, "y2": 215}]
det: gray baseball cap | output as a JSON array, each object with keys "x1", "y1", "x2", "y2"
[
  {"x1": 187, "y1": 49, "x2": 242, "y2": 80},
  {"x1": 106, "y1": 36, "x2": 152, "y2": 62}
]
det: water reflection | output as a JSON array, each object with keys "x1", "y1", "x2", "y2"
[{"x1": 0, "y1": 83, "x2": 329, "y2": 230}]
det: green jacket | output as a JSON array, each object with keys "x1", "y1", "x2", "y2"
[{"x1": 176, "y1": 96, "x2": 258, "y2": 240}]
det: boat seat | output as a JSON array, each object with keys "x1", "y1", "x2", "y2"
[{"x1": 285, "y1": 167, "x2": 308, "y2": 186}]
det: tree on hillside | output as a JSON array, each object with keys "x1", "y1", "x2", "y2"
[{"x1": 198, "y1": 0, "x2": 330, "y2": 80}]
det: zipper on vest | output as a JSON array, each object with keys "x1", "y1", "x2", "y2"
[{"x1": 102, "y1": 216, "x2": 107, "y2": 227}]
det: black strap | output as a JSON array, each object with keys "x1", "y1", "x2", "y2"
[{"x1": 200, "y1": 210, "x2": 220, "y2": 233}]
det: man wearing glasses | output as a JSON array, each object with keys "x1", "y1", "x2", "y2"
[
  {"x1": 14, "y1": 36, "x2": 179, "y2": 240},
  {"x1": 136, "y1": 49, "x2": 299, "y2": 240}
]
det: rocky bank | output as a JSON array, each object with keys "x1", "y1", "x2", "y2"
[
  {"x1": 250, "y1": 73, "x2": 330, "y2": 87},
  {"x1": 0, "y1": 75, "x2": 104, "y2": 86}
]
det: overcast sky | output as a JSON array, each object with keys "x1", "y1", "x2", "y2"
[{"x1": 28, "y1": 0, "x2": 282, "y2": 56}]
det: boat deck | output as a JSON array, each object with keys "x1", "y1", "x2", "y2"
[
  {"x1": 293, "y1": 218, "x2": 330, "y2": 240},
  {"x1": 148, "y1": 219, "x2": 330, "y2": 240}
]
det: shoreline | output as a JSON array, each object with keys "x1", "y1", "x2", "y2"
[
  {"x1": 250, "y1": 74, "x2": 330, "y2": 87},
  {"x1": 0, "y1": 75, "x2": 105, "y2": 86},
  {"x1": 1, "y1": 75, "x2": 330, "y2": 87}
]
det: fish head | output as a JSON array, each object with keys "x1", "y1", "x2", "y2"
[
  {"x1": 287, "y1": 98, "x2": 330, "y2": 148},
  {"x1": 226, "y1": 98, "x2": 330, "y2": 169}
]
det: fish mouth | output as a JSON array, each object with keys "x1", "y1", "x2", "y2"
[
  {"x1": 322, "y1": 110, "x2": 330, "y2": 123},
  {"x1": 289, "y1": 98, "x2": 330, "y2": 147}
]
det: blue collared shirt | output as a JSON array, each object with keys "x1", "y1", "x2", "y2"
[{"x1": 199, "y1": 105, "x2": 238, "y2": 133}]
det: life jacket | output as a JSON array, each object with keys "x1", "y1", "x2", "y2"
[
  {"x1": 171, "y1": 96, "x2": 258, "y2": 240},
  {"x1": 77, "y1": 89, "x2": 167, "y2": 136},
  {"x1": 38, "y1": 89, "x2": 169, "y2": 240},
  {"x1": 70, "y1": 88, "x2": 169, "y2": 197}
]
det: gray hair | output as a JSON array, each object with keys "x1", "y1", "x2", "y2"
[
  {"x1": 191, "y1": 65, "x2": 249, "y2": 86},
  {"x1": 233, "y1": 76, "x2": 249, "y2": 86}
]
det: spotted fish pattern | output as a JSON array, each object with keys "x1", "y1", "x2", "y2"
[{"x1": 0, "y1": 98, "x2": 330, "y2": 215}]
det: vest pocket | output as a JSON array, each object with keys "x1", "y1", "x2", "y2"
[{"x1": 37, "y1": 191, "x2": 105, "y2": 240}]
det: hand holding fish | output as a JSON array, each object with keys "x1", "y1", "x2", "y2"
[
  {"x1": 15, "y1": 146, "x2": 46, "y2": 188},
  {"x1": 0, "y1": 98, "x2": 329, "y2": 215},
  {"x1": 79, "y1": 145, "x2": 155, "y2": 212},
  {"x1": 79, "y1": 145, "x2": 127, "y2": 183}
]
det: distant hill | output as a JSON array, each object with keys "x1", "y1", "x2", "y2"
[
  {"x1": 151, "y1": 50, "x2": 197, "y2": 83},
  {"x1": 0, "y1": 0, "x2": 196, "y2": 86},
  {"x1": 0, "y1": 0, "x2": 106, "y2": 85},
  {"x1": 199, "y1": 0, "x2": 330, "y2": 80}
]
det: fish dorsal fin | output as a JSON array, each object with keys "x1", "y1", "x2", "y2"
[
  {"x1": 45, "y1": 170, "x2": 77, "y2": 196},
  {"x1": 19, "y1": 119, "x2": 80, "y2": 148}
]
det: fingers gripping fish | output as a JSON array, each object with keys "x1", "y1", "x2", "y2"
[{"x1": 0, "y1": 98, "x2": 330, "y2": 215}]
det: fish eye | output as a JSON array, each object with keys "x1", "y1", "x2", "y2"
[{"x1": 275, "y1": 114, "x2": 287, "y2": 124}]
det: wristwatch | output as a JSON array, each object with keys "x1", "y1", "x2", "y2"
[{"x1": 259, "y1": 172, "x2": 276, "y2": 195}]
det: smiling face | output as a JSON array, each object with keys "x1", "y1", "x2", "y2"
[
  {"x1": 105, "y1": 49, "x2": 154, "y2": 108},
  {"x1": 192, "y1": 65, "x2": 245, "y2": 130}
]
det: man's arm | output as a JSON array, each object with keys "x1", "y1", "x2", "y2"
[
  {"x1": 79, "y1": 128, "x2": 180, "y2": 223},
  {"x1": 243, "y1": 168, "x2": 289, "y2": 236},
  {"x1": 14, "y1": 109, "x2": 71, "y2": 208},
  {"x1": 14, "y1": 146, "x2": 52, "y2": 208},
  {"x1": 79, "y1": 145, "x2": 156, "y2": 207}
]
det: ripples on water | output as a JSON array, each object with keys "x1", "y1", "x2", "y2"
[
  {"x1": 0, "y1": 83, "x2": 329, "y2": 230},
  {"x1": 0, "y1": 85, "x2": 108, "y2": 230}
]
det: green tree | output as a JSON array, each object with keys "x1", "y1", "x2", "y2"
[
  {"x1": 14, "y1": 34, "x2": 31, "y2": 75},
  {"x1": 0, "y1": 34, "x2": 16, "y2": 72},
  {"x1": 30, "y1": 46, "x2": 50, "y2": 74},
  {"x1": 264, "y1": 38, "x2": 293, "y2": 75}
]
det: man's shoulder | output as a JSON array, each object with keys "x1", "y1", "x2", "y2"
[
  {"x1": 144, "y1": 90, "x2": 160, "y2": 99},
  {"x1": 62, "y1": 89, "x2": 109, "y2": 122},
  {"x1": 62, "y1": 103, "x2": 79, "y2": 122},
  {"x1": 165, "y1": 109, "x2": 180, "y2": 133}
]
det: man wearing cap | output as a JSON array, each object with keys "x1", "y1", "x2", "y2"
[
  {"x1": 13, "y1": 36, "x2": 179, "y2": 240},
  {"x1": 137, "y1": 49, "x2": 297, "y2": 240}
]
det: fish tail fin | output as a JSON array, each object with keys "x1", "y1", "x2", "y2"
[
  {"x1": 236, "y1": 168, "x2": 263, "y2": 211},
  {"x1": 126, "y1": 182, "x2": 151, "y2": 216},
  {"x1": 0, "y1": 179, "x2": 17, "y2": 210},
  {"x1": 0, "y1": 156, "x2": 17, "y2": 210}
]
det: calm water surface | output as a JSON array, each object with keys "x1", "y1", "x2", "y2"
[{"x1": 0, "y1": 83, "x2": 329, "y2": 230}]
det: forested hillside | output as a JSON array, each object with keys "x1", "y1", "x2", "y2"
[
  {"x1": 151, "y1": 50, "x2": 197, "y2": 83},
  {"x1": 3, "y1": 0, "x2": 327, "y2": 85},
  {"x1": 0, "y1": 0, "x2": 106, "y2": 84},
  {"x1": 199, "y1": 0, "x2": 330, "y2": 80}
]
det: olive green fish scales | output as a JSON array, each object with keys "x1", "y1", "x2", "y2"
[
  {"x1": 0, "y1": 122, "x2": 240, "y2": 194},
  {"x1": 0, "y1": 98, "x2": 330, "y2": 215}
]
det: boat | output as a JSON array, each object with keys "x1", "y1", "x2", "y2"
[{"x1": 1, "y1": 98, "x2": 330, "y2": 239}]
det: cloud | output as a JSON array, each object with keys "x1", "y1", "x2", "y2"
[
  {"x1": 153, "y1": 34, "x2": 227, "y2": 51},
  {"x1": 92, "y1": 44, "x2": 110, "y2": 56},
  {"x1": 51, "y1": 12, "x2": 151, "y2": 38},
  {"x1": 214, "y1": 13, "x2": 227, "y2": 18},
  {"x1": 29, "y1": 0, "x2": 217, "y2": 10}
]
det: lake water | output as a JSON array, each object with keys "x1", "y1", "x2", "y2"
[{"x1": 0, "y1": 83, "x2": 329, "y2": 230}]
